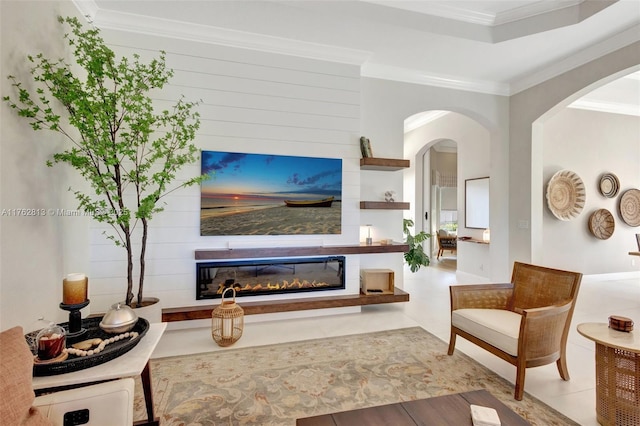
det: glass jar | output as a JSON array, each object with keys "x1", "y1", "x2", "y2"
[{"x1": 35, "y1": 323, "x2": 66, "y2": 360}]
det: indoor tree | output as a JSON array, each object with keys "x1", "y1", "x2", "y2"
[{"x1": 4, "y1": 16, "x2": 205, "y2": 307}]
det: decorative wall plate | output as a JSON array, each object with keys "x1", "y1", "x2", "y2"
[
  {"x1": 588, "y1": 209, "x2": 615, "y2": 240},
  {"x1": 599, "y1": 173, "x2": 620, "y2": 198},
  {"x1": 619, "y1": 188, "x2": 640, "y2": 227},
  {"x1": 546, "y1": 170, "x2": 586, "y2": 221}
]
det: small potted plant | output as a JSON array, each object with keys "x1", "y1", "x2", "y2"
[
  {"x1": 403, "y1": 218, "x2": 431, "y2": 272},
  {"x1": 4, "y1": 16, "x2": 206, "y2": 309}
]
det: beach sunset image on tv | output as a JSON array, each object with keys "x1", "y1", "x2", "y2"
[{"x1": 200, "y1": 151, "x2": 342, "y2": 236}]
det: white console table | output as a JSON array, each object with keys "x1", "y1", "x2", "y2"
[{"x1": 33, "y1": 322, "x2": 166, "y2": 426}]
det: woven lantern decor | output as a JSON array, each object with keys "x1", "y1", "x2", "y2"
[{"x1": 211, "y1": 287, "x2": 244, "y2": 347}]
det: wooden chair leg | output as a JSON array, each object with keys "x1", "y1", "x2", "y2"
[
  {"x1": 447, "y1": 331, "x2": 457, "y2": 355},
  {"x1": 514, "y1": 363, "x2": 526, "y2": 401},
  {"x1": 556, "y1": 355, "x2": 570, "y2": 381}
]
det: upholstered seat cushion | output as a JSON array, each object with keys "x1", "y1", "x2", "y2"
[{"x1": 451, "y1": 309, "x2": 522, "y2": 356}]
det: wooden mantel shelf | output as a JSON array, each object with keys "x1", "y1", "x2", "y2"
[
  {"x1": 195, "y1": 243, "x2": 409, "y2": 260},
  {"x1": 360, "y1": 201, "x2": 410, "y2": 210},
  {"x1": 360, "y1": 157, "x2": 410, "y2": 171},
  {"x1": 162, "y1": 288, "x2": 410, "y2": 322}
]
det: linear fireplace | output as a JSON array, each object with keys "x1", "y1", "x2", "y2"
[{"x1": 196, "y1": 256, "x2": 345, "y2": 300}]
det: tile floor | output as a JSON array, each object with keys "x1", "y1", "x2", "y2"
[{"x1": 154, "y1": 256, "x2": 640, "y2": 425}]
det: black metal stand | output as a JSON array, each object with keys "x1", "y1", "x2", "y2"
[{"x1": 59, "y1": 300, "x2": 90, "y2": 340}]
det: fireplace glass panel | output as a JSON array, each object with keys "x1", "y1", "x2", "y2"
[{"x1": 196, "y1": 256, "x2": 345, "y2": 299}]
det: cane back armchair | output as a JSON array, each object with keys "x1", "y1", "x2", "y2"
[{"x1": 447, "y1": 262, "x2": 582, "y2": 400}]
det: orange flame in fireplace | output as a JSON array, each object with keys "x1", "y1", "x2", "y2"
[{"x1": 216, "y1": 277, "x2": 332, "y2": 295}]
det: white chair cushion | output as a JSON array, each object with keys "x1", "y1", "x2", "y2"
[{"x1": 451, "y1": 309, "x2": 522, "y2": 356}]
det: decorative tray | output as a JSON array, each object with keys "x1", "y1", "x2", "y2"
[{"x1": 26, "y1": 316, "x2": 149, "y2": 376}]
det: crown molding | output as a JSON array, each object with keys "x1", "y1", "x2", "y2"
[
  {"x1": 510, "y1": 24, "x2": 640, "y2": 94},
  {"x1": 568, "y1": 99, "x2": 640, "y2": 116},
  {"x1": 493, "y1": 0, "x2": 584, "y2": 26},
  {"x1": 378, "y1": 24, "x2": 639, "y2": 96},
  {"x1": 363, "y1": 1, "x2": 496, "y2": 26},
  {"x1": 361, "y1": 64, "x2": 510, "y2": 96},
  {"x1": 363, "y1": 0, "x2": 584, "y2": 27},
  {"x1": 72, "y1": 0, "x2": 637, "y2": 99},
  {"x1": 74, "y1": 0, "x2": 370, "y2": 66}
]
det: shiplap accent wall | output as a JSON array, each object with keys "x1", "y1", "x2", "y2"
[{"x1": 86, "y1": 30, "x2": 362, "y2": 313}]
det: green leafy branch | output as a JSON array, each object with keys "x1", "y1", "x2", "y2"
[
  {"x1": 4, "y1": 16, "x2": 206, "y2": 306},
  {"x1": 403, "y1": 218, "x2": 432, "y2": 273}
]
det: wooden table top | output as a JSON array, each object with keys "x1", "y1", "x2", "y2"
[
  {"x1": 296, "y1": 389, "x2": 529, "y2": 425},
  {"x1": 577, "y1": 322, "x2": 640, "y2": 353}
]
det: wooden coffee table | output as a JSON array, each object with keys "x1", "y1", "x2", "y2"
[{"x1": 297, "y1": 389, "x2": 529, "y2": 425}]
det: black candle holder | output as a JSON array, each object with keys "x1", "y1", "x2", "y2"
[{"x1": 59, "y1": 299, "x2": 90, "y2": 340}]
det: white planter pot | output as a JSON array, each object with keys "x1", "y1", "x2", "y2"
[{"x1": 131, "y1": 297, "x2": 162, "y2": 323}]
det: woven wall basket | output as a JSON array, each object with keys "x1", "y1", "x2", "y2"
[
  {"x1": 619, "y1": 188, "x2": 640, "y2": 227},
  {"x1": 588, "y1": 209, "x2": 615, "y2": 240},
  {"x1": 545, "y1": 169, "x2": 586, "y2": 221},
  {"x1": 599, "y1": 173, "x2": 620, "y2": 198},
  {"x1": 211, "y1": 288, "x2": 244, "y2": 347}
]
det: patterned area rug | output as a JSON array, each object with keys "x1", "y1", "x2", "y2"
[{"x1": 133, "y1": 327, "x2": 578, "y2": 425}]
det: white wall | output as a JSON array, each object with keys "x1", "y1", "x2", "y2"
[
  {"x1": 510, "y1": 42, "x2": 640, "y2": 273},
  {"x1": 0, "y1": 1, "x2": 367, "y2": 330},
  {"x1": 404, "y1": 112, "x2": 491, "y2": 279},
  {"x1": 1, "y1": 1, "x2": 88, "y2": 331},
  {"x1": 87, "y1": 29, "x2": 364, "y2": 313},
  {"x1": 541, "y1": 108, "x2": 640, "y2": 274}
]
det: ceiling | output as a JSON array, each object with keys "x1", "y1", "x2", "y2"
[{"x1": 80, "y1": 0, "x2": 640, "y2": 113}]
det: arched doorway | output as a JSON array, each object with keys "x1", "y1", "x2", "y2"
[
  {"x1": 530, "y1": 67, "x2": 640, "y2": 274},
  {"x1": 404, "y1": 111, "x2": 491, "y2": 279}
]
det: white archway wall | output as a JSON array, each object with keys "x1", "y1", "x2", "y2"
[
  {"x1": 410, "y1": 139, "x2": 449, "y2": 260},
  {"x1": 407, "y1": 139, "x2": 452, "y2": 236},
  {"x1": 510, "y1": 41, "x2": 640, "y2": 273},
  {"x1": 404, "y1": 113, "x2": 491, "y2": 279},
  {"x1": 540, "y1": 108, "x2": 639, "y2": 274},
  {"x1": 361, "y1": 76, "x2": 510, "y2": 281}
]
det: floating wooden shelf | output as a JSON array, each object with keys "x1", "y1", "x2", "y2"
[
  {"x1": 360, "y1": 157, "x2": 410, "y2": 171},
  {"x1": 458, "y1": 238, "x2": 489, "y2": 245},
  {"x1": 162, "y1": 288, "x2": 410, "y2": 322},
  {"x1": 195, "y1": 243, "x2": 409, "y2": 260},
  {"x1": 360, "y1": 201, "x2": 410, "y2": 210}
]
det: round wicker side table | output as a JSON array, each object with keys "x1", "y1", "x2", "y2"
[{"x1": 578, "y1": 322, "x2": 640, "y2": 426}]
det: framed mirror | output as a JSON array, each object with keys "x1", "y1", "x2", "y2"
[{"x1": 465, "y1": 177, "x2": 489, "y2": 229}]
